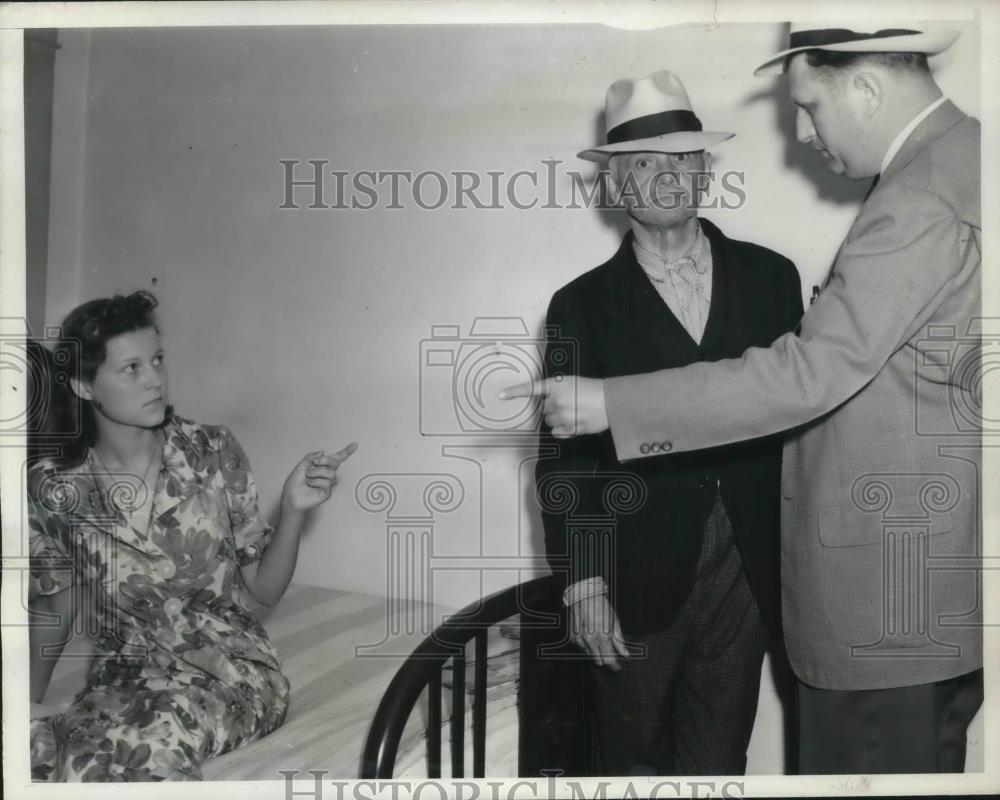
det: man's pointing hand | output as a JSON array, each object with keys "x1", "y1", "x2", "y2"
[{"x1": 499, "y1": 375, "x2": 609, "y2": 437}]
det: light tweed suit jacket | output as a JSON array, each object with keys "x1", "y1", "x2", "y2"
[{"x1": 605, "y1": 100, "x2": 982, "y2": 691}]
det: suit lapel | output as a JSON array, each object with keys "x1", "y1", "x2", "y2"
[
  {"x1": 816, "y1": 102, "x2": 965, "y2": 299},
  {"x1": 697, "y1": 218, "x2": 728, "y2": 357}
]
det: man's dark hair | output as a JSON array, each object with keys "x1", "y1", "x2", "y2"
[{"x1": 786, "y1": 49, "x2": 930, "y2": 80}]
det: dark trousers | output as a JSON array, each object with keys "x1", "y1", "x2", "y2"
[
  {"x1": 798, "y1": 668, "x2": 984, "y2": 773},
  {"x1": 589, "y1": 493, "x2": 768, "y2": 776}
]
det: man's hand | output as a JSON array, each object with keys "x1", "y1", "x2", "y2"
[
  {"x1": 499, "y1": 376, "x2": 609, "y2": 437},
  {"x1": 569, "y1": 594, "x2": 629, "y2": 671}
]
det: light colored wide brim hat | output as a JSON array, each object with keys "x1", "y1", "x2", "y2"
[
  {"x1": 578, "y1": 69, "x2": 734, "y2": 162},
  {"x1": 754, "y1": 22, "x2": 960, "y2": 76}
]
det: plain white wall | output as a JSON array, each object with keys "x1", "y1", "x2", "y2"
[{"x1": 41, "y1": 21, "x2": 982, "y2": 773}]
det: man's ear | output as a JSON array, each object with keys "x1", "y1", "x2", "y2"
[
  {"x1": 69, "y1": 377, "x2": 93, "y2": 401},
  {"x1": 701, "y1": 151, "x2": 713, "y2": 174},
  {"x1": 852, "y1": 71, "x2": 883, "y2": 117}
]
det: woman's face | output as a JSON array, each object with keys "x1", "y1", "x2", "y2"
[{"x1": 75, "y1": 327, "x2": 169, "y2": 430}]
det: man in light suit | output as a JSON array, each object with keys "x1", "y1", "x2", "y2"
[{"x1": 504, "y1": 24, "x2": 983, "y2": 773}]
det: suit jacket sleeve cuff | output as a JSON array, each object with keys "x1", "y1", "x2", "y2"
[{"x1": 606, "y1": 372, "x2": 673, "y2": 462}]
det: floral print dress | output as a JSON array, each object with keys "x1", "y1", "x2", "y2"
[{"x1": 28, "y1": 415, "x2": 290, "y2": 781}]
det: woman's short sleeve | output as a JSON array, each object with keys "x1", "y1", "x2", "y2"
[
  {"x1": 26, "y1": 470, "x2": 75, "y2": 598},
  {"x1": 217, "y1": 426, "x2": 276, "y2": 566}
]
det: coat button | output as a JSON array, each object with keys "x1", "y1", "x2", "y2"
[
  {"x1": 662, "y1": 441, "x2": 673, "y2": 452},
  {"x1": 650, "y1": 442, "x2": 662, "y2": 453},
  {"x1": 157, "y1": 560, "x2": 177, "y2": 579},
  {"x1": 164, "y1": 598, "x2": 183, "y2": 616},
  {"x1": 639, "y1": 443, "x2": 650, "y2": 454}
]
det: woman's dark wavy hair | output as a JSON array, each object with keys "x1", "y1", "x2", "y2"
[
  {"x1": 45, "y1": 290, "x2": 171, "y2": 469},
  {"x1": 25, "y1": 339, "x2": 63, "y2": 467}
]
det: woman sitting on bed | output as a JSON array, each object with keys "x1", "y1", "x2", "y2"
[{"x1": 28, "y1": 290, "x2": 356, "y2": 781}]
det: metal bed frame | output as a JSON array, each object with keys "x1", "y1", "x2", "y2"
[{"x1": 360, "y1": 574, "x2": 593, "y2": 779}]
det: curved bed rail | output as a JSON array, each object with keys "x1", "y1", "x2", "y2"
[{"x1": 360, "y1": 574, "x2": 563, "y2": 779}]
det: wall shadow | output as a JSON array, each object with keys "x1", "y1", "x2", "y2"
[{"x1": 583, "y1": 108, "x2": 632, "y2": 239}]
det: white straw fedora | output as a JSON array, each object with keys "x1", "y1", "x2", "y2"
[
  {"x1": 754, "y1": 23, "x2": 960, "y2": 76},
  {"x1": 578, "y1": 70, "x2": 734, "y2": 162}
]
